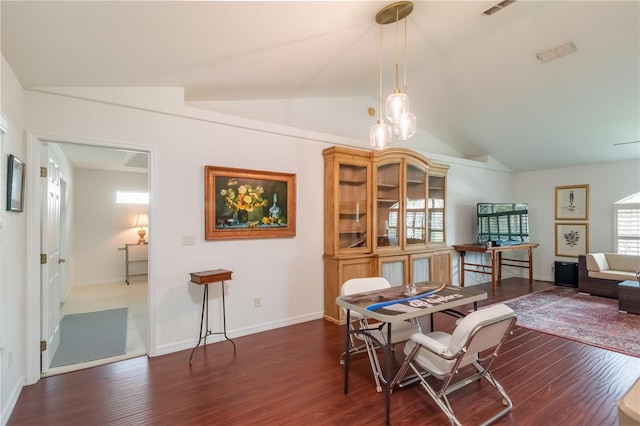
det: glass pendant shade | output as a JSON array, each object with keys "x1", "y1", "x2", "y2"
[
  {"x1": 370, "y1": 119, "x2": 392, "y2": 150},
  {"x1": 385, "y1": 90, "x2": 409, "y2": 123},
  {"x1": 393, "y1": 112, "x2": 416, "y2": 140}
]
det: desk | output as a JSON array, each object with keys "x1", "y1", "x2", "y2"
[
  {"x1": 188, "y1": 269, "x2": 236, "y2": 364},
  {"x1": 452, "y1": 243, "x2": 539, "y2": 291},
  {"x1": 336, "y1": 282, "x2": 487, "y2": 425}
]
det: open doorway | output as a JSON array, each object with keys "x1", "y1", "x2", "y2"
[{"x1": 40, "y1": 141, "x2": 149, "y2": 376}]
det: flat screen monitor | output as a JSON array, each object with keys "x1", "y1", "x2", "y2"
[{"x1": 477, "y1": 203, "x2": 529, "y2": 244}]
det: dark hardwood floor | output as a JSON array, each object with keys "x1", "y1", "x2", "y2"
[{"x1": 9, "y1": 278, "x2": 639, "y2": 425}]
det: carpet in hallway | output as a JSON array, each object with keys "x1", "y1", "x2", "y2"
[{"x1": 51, "y1": 307, "x2": 128, "y2": 367}]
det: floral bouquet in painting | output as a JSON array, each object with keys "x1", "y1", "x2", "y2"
[
  {"x1": 219, "y1": 179, "x2": 269, "y2": 224},
  {"x1": 220, "y1": 180, "x2": 267, "y2": 212}
]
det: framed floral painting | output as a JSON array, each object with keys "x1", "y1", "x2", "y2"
[
  {"x1": 555, "y1": 184, "x2": 589, "y2": 220},
  {"x1": 204, "y1": 166, "x2": 296, "y2": 240},
  {"x1": 555, "y1": 222, "x2": 588, "y2": 258}
]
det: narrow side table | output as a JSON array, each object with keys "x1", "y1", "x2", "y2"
[{"x1": 188, "y1": 269, "x2": 237, "y2": 364}]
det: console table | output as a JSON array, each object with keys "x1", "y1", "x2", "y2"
[
  {"x1": 452, "y1": 243, "x2": 539, "y2": 290},
  {"x1": 188, "y1": 269, "x2": 236, "y2": 364},
  {"x1": 118, "y1": 243, "x2": 148, "y2": 284}
]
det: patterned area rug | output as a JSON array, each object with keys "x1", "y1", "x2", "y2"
[{"x1": 503, "y1": 286, "x2": 640, "y2": 358}]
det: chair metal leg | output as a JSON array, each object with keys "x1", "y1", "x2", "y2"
[
  {"x1": 340, "y1": 321, "x2": 384, "y2": 392},
  {"x1": 363, "y1": 329, "x2": 383, "y2": 393},
  {"x1": 405, "y1": 359, "x2": 513, "y2": 426},
  {"x1": 408, "y1": 362, "x2": 462, "y2": 426}
]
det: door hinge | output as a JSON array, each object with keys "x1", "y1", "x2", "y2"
[
  {"x1": 40, "y1": 340, "x2": 47, "y2": 352},
  {"x1": 40, "y1": 167, "x2": 47, "y2": 178},
  {"x1": 40, "y1": 254, "x2": 47, "y2": 265}
]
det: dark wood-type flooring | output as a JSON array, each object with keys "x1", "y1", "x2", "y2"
[{"x1": 9, "y1": 278, "x2": 640, "y2": 425}]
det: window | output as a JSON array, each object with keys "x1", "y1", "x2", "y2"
[
  {"x1": 477, "y1": 203, "x2": 529, "y2": 243},
  {"x1": 116, "y1": 191, "x2": 149, "y2": 204},
  {"x1": 427, "y1": 198, "x2": 444, "y2": 242},
  {"x1": 406, "y1": 198, "x2": 425, "y2": 241},
  {"x1": 614, "y1": 193, "x2": 640, "y2": 255}
]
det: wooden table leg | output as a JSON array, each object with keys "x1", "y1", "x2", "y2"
[
  {"x1": 528, "y1": 248, "x2": 534, "y2": 284},
  {"x1": 460, "y1": 251, "x2": 466, "y2": 287},
  {"x1": 490, "y1": 251, "x2": 497, "y2": 291}
]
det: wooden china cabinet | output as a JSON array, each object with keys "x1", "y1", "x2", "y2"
[{"x1": 323, "y1": 146, "x2": 453, "y2": 324}]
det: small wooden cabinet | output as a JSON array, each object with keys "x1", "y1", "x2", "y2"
[{"x1": 323, "y1": 147, "x2": 452, "y2": 323}]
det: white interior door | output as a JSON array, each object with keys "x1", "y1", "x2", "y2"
[
  {"x1": 59, "y1": 178, "x2": 69, "y2": 302},
  {"x1": 40, "y1": 144, "x2": 62, "y2": 373},
  {"x1": 0, "y1": 120, "x2": 6, "y2": 421}
]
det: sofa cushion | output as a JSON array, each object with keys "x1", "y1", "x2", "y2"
[
  {"x1": 605, "y1": 253, "x2": 640, "y2": 272},
  {"x1": 589, "y1": 270, "x2": 636, "y2": 281},
  {"x1": 586, "y1": 253, "x2": 609, "y2": 272}
]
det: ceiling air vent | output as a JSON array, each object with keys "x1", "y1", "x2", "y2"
[
  {"x1": 483, "y1": 0, "x2": 516, "y2": 16},
  {"x1": 536, "y1": 41, "x2": 578, "y2": 63}
]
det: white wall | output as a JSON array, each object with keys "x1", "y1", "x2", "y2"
[
  {"x1": 11, "y1": 83, "x2": 636, "y2": 423},
  {"x1": 22, "y1": 87, "x2": 516, "y2": 359},
  {"x1": 24, "y1": 89, "x2": 330, "y2": 358},
  {"x1": 515, "y1": 159, "x2": 640, "y2": 282},
  {"x1": 72, "y1": 168, "x2": 148, "y2": 285},
  {"x1": 440, "y1": 157, "x2": 515, "y2": 285},
  {"x1": 1, "y1": 55, "x2": 26, "y2": 424}
]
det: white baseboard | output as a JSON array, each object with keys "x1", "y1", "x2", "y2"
[
  {"x1": 1, "y1": 375, "x2": 25, "y2": 426},
  {"x1": 153, "y1": 311, "x2": 324, "y2": 357}
]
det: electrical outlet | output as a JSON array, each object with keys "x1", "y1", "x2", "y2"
[{"x1": 254, "y1": 297, "x2": 262, "y2": 307}]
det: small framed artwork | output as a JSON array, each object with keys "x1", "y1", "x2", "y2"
[
  {"x1": 6, "y1": 154, "x2": 25, "y2": 212},
  {"x1": 555, "y1": 223, "x2": 588, "y2": 258},
  {"x1": 555, "y1": 184, "x2": 589, "y2": 220},
  {"x1": 204, "y1": 166, "x2": 296, "y2": 240}
]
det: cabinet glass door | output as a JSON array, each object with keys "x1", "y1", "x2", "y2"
[
  {"x1": 376, "y1": 162, "x2": 400, "y2": 249},
  {"x1": 406, "y1": 163, "x2": 427, "y2": 246},
  {"x1": 338, "y1": 163, "x2": 368, "y2": 250},
  {"x1": 428, "y1": 175, "x2": 446, "y2": 243}
]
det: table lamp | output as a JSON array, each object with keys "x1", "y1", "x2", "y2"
[{"x1": 133, "y1": 213, "x2": 149, "y2": 244}]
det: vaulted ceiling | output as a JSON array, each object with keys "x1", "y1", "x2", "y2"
[{"x1": 2, "y1": 1, "x2": 639, "y2": 172}]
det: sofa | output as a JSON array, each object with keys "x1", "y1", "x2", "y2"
[
  {"x1": 618, "y1": 377, "x2": 640, "y2": 426},
  {"x1": 577, "y1": 253, "x2": 640, "y2": 298}
]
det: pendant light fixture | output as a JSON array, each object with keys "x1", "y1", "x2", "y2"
[
  {"x1": 370, "y1": 1, "x2": 416, "y2": 149},
  {"x1": 370, "y1": 17, "x2": 392, "y2": 150},
  {"x1": 384, "y1": 4, "x2": 410, "y2": 124},
  {"x1": 394, "y1": 13, "x2": 416, "y2": 140}
]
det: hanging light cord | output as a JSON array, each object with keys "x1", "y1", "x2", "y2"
[
  {"x1": 403, "y1": 12, "x2": 408, "y2": 93},
  {"x1": 394, "y1": 6, "x2": 400, "y2": 90},
  {"x1": 378, "y1": 23, "x2": 383, "y2": 120}
]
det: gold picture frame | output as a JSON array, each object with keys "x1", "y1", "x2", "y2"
[
  {"x1": 555, "y1": 184, "x2": 589, "y2": 220},
  {"x1": 205, "y1": 166, "x2": 296, "y2": 240},
  {"x1": 555, "y1": 222, "x2": 589, "y2": 258}
]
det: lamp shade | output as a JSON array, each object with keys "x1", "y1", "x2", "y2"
[
  {"x1": 133, "y1": 213, "x2": 149, "y2": 228},
  {"x1": 385, "y1": 91, "x2": 409, "y2": 124},
  {"x1": 370, "y1": 119, "x2": 392, "y2": 150},
  {"x1": 393, "y1": 112, "x2": 416, "y2": 140}
]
